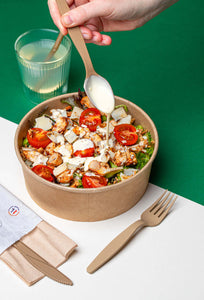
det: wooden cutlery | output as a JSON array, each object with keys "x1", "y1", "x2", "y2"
[{"x1": 87, "y1": 190, "x2": 177, "y2": 274}]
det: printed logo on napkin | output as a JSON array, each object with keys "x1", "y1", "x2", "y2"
[
  {"x1": 8, "y1": 206, "x2": 20, "y2": 216},
  {"x1": 0, "y1": 184, "x2": 42, "y2": 254}
]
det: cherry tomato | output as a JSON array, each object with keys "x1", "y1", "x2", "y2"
[
  {"x1": 32, "y1": 165, "x2": 54, "y2": 182},
  {"x1": 27, "y1": 128, "x2": 51, "y2": 149},
  {"x1": 79, "y1": 108, "x2": 101, "y2": 132},
  {"x1": 114, "y1": 124, "x2": 138, "y2": 146},
  {"x1": 73, "y1": 148, "x2": 95, "y2": 157},
  {"x1": 82, "y1": 174, "x2": 108, "y2": 188}
]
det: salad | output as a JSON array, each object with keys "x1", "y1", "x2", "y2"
[{"x1": 21, "y1": 91, "x2": 154, "y2": 188}]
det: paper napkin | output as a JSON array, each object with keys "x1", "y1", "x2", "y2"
[
  {"x1": 0, "y1": 184, "x2": 77, "y2": 285},
  {"x1": 0, "y1": 184, "x2": 41, "y2": 254}
]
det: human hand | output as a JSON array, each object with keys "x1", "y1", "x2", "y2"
[{"x1": 48, "y1": 0, "x2": 179, "y2": 45}]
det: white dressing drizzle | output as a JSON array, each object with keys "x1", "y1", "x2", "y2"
[
  {"x1": 85, "y1": 75, "x2": 115, "y2": 146},
  {"x1": 106, "y1": 113, "x2": 110, "y2": 146}
]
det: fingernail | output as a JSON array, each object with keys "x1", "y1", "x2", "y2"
[
  {"x1": 62, "y1": 14, "x2": 74, "y2": 26},
  {"x1": 83, "y1": 33, "x2": 90, "y2": 40}
]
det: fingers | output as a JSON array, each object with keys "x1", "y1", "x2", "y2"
[
  {"x1": 61, "y1": 1, "x2": 109, "y2": 27},
  {"x1": 48, "y1": 0, "x2": 112, "y2": 45},
  {"x1": 48, "y1": 0, "x2": 70, "y2": 35},
  {"x1": 80, "y1": 26, "x2": 93, "y2": 40},
  {"x1": 85, "y1": 31, "x2": 112, "y2": 46},
  {"x1": 80, "y1": 27, "x2": 112, "y2": 45}
]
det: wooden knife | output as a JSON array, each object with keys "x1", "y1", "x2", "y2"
[{"x1": 13, "y1": 240, "x2": 73, "y2": 285}]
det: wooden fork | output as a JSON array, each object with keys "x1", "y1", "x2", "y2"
[{"x1": 87, "y1": 190, "x2": 177, "y2": 274}]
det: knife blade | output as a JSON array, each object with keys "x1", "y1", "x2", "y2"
[{"x1": 13, "y1": 240, "x2": 73, "y2": 285}]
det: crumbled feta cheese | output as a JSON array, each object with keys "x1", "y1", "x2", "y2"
[
  {"x1": 70, "y1": 107, "x2": 83, "y2": 120},
  {"x1": 99, "y1": 138, "x2": 115, "y2": 149},
  {"x1": 54, "y1": 144, "x2": 72, "y2": 158},
  {"x1": 21, "y1": 147, "x2": 35, "y2": 151},
  {"x1": 115, "y1": 142, "x2": 125, "y2": 151},
  {"x1": 64, "y1": 96, "x2": 75, "y2": 107},
  {"x1": 64, "y1": 128, "x2": 78, "y2": 144},
  {"x1": 108, "y1": 138, "x2": 115, "y2": 148},
  {"x1": 85, "y1": 171, "x2": 97, "y2": 177},
  {"x1": 96, "y1": 123, "x2": 114, "y2": 136},
  {"x1": 98, "y1": 140, "x2": 108, "y2": 150},
  {"x1": 24, "y1": 160, "x2": 33, "y2": 167},
  {"x1": 97, "y1": 148, "x2": 110, "y2": 163},
  {"x1": 50, "y1": 109, "x2": 67, "y2": 121},
  {"x1": 123, "y1": 168, "x2": 137, "y2": 176},
  {"x1": 66, "y1": 157, "x2": 87, "y2": 169},
  {"x1": 79, "y1": 128, "x2": 87, "y2": 138},
  {"x1": 32, "y1": 154, "x2": 48, "y2": 167},
  {"x1": 53, "y1": 163, "x2": 68, "y2": 177},
  {"x1": 109, "y1": 150, "x2": 115, "y2": 160},
  {"x1": 47, "y1": 131, "x2": 65, "y2": 145},
  {"x1": 89, "y1": 132, "x2": 102, "y2": 146},
  {"x1": 111, "y1": 107, "x2": 127, "y2": 121},
  {"x1": 120, "y1": 168, "x2": 137, "y2": 181},
  {"x1": 139, "y1": 141, "x2": 144, "y2": 146},
  {"x1": 66, "y1": 118, "x2": 73, "y2": 130},
  {"x1": 34, "y1": 116, "x2": 53, "y2": 130},
  {"x1": 73, "y1": 139, "x2": 94, "y2": 153},
  {"x1": 117, "y1": 115, "x2": 132, "y2": 125}
]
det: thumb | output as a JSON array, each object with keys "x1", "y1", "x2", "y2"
[{"x1": 61, "y1": 1, "x2": 108, "y2": 27}]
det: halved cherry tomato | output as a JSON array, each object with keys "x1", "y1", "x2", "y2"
[
  {"x1": 73, "y1": 147, "x2": 95, "y2": 157},
  {"x1": 114, "y1": 124, "x2": 138, "y2": 146},
  {"x1": 32, "y1": 165, "x2": 54, "y2": 182},
  {"x1": 79, "y1": 108, "x2": 101, "y2": 132},
  {"x1": 27, "y1": 128, "x2": 51, "y2": 149},
  {"x1": 82, "y1": 174, "x2": 108, "y2": 188}
]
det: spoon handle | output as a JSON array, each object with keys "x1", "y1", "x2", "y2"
[
  {"x1": 44, "y1": 32, "x2": 64, "y2": 62},
  {"x1": 56, "y1": 0, "x2": 96, "y2": 78}
]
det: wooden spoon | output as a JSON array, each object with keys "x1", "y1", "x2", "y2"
[
  {"x1": 44, "y1": 31, "x2": 64, "y2": 62},
  {"x1": 55, "y1": 0, "x2": 115, "y2": 114},
  {"x1": 34, "y1": 32, "x2": 64, "y2": 91}
]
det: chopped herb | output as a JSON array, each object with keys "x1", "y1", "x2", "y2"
[
  {"x1": 73, "y1": 172, "x2": 83, "y2": 179},
  {"x1": 101, "y1": 115, "x2": 107, "y2": 122},
  {"x1": 144, "y1": 131, "x2": 152, "y2": 143},
  {"x1": 43, "y1": 114, "x2": 56, "y2": 123},
  {"x1": 146, "y1": 146, "x2": 154, "y2": 156},
  {"x1": 76, "y1": 179, "x2": 83, "y2": 188},
  {"x1": 136, "y1": 145, "x2": 154, "y2": 170},
  {"x1": 136, "y1": 152, "x2": 149, "y2": 169},
  {"x1": 61, "y1": 98, "x2": 74, "y2": 108},
  {"x1": 109, "y1": 161, "x2": 118, "y2": 168},
  {"x1": 136, "y1": 125, "x2": 144, "y2": 130},
  {"x1": 117, "y1": 173, "x2": 122, "y2": 181},
  {"x1": 115, "y1": 104, "x2": 128, "y2": 112},
  {"x1": 22, "y1": 137, "x2": 29, "y2": 147},
  {"x1": 108, "y1": 174, "x2": 121, "y2": 184}
]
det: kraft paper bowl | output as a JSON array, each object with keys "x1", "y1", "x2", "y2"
[{"x1": 14, "y1": 93, "x2": 159, "y2": 222}]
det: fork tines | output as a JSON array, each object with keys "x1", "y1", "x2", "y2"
[{"x1": 150, "y1": 190, "x2": 177, "y2": 218}]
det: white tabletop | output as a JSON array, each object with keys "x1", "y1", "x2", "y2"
[{"x1": 0, "y1": 116, "x2": 204, "y2": 300}]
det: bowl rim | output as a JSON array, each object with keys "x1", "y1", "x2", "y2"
[{"x1": 14, "y1": 92, "x2": 159, "y2": 194}]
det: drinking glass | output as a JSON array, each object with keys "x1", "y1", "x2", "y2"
[{"x1": 15, "y1": 29, "x2": 72, "y2": 104}]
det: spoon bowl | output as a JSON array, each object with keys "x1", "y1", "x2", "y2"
[{"x1": 84, "y1": 74, "x2": 115, "y2": 114}]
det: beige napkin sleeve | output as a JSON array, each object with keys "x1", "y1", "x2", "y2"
[{"x1": 0, "y1": 221, "x2": 77, "y2": 286}]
